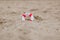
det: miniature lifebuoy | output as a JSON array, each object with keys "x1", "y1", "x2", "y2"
[{"x1": 22, "y1": 12, "x2": 34, "y2": 21}]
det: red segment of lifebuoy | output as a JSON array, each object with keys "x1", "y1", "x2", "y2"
[
  {"x1": 29, "y1": 13, "x2": 32, "y2": 17},
  {"x1": 22, "y1": 14, "x2": 26, "y2": 17}
]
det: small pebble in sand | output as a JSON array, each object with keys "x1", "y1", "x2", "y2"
[
  {"x1": 8, "y1": 6, "x2": 11, "y2": 8},
  {"x1": 0, "y1": 19, "x2": 6, "y2": 25},
  {"x1": 0, "y1": 22, "x2": 3, "y2": 24},
  {"x1": 34, "y1": 16, "x2": 43, "y2": 22},
  {"x1": 56, "y1": 28, "x2": 59, "y2": 31},
  {"x1": 43, "y1": 11, "x2": 47, "y2": 13}
]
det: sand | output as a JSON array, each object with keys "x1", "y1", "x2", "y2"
[{"x1": 0, "y1": 0, "x2": 60, "y2": 40}]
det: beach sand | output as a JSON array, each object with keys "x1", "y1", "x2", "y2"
[{"x1": 0, "y1": 0, "x2": 60, "y2": 40}]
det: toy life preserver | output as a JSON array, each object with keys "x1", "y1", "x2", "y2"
[{"x1": 22, "y1": 12, "x2": 34, "y2": 21}]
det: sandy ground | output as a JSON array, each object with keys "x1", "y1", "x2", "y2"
[{"x1": 0, "y1": 0, "x2": 60, "y2": 40}]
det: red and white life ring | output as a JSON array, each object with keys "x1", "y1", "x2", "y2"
[{"x1": 22, "y1": 12, "x2": 34, "y2": 21}]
